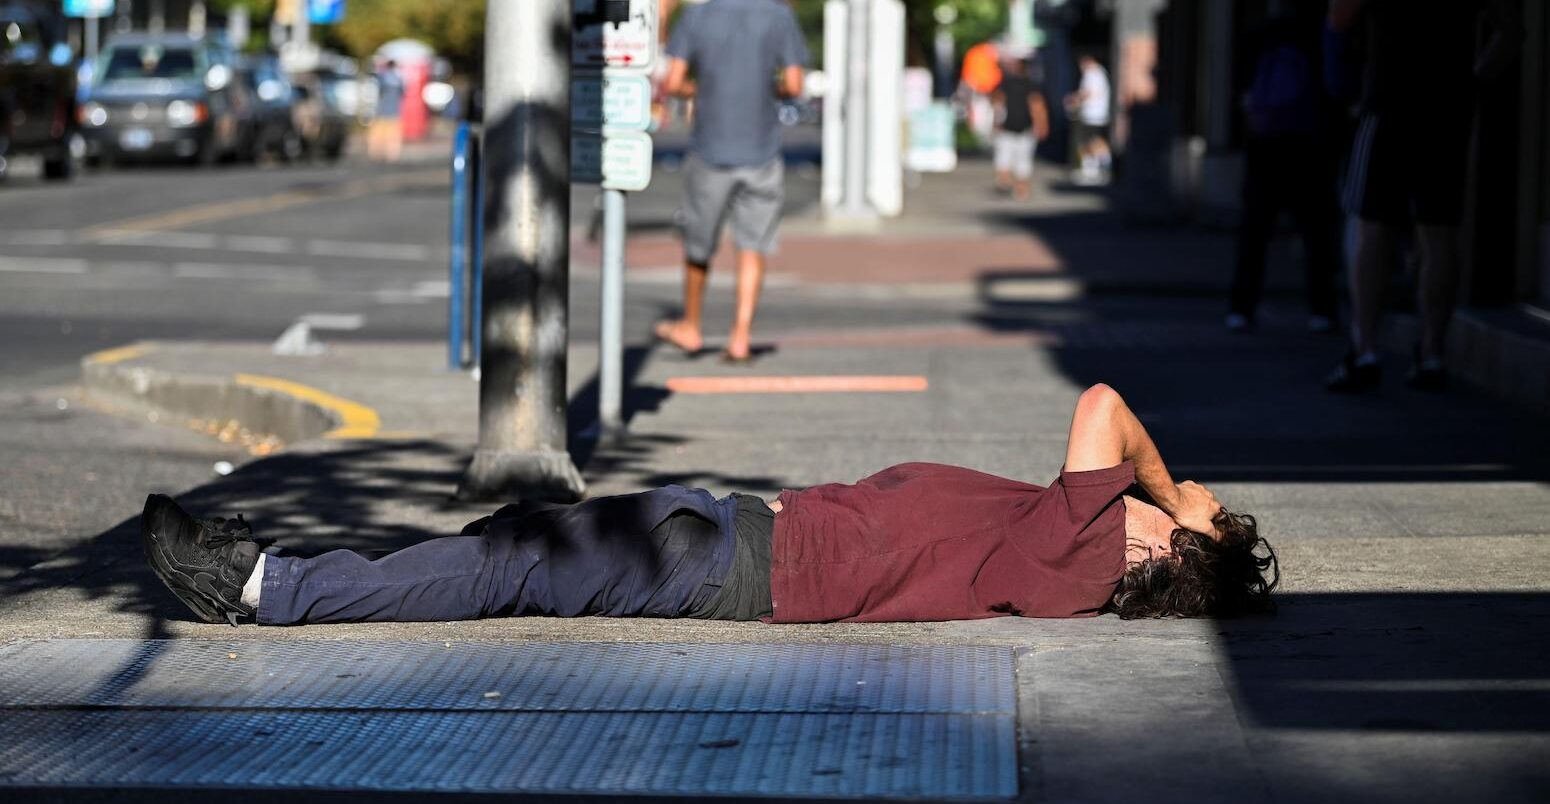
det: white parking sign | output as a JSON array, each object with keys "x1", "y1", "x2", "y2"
[
  {"x1": 573, "y1": 0, "x2": 657, "y2": 72},
  {"x1": 572, "y1": 131, "x2": 653, "y2": 192}
]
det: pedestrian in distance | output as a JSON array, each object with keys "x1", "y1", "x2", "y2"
[
  {"x1": 141, "y1": 384, "x2": 1278, "y2": 627},
  {"x1": 991, "y1": 55, "x2": 1051, "y2": 201},
  {"x1": 652, "y1": 0, "x2": 810, "y2": 364},
  {"x1": 1227, "y1": 13, "x2": 1341, "y2": 335},
  {"x1": 366, "y1": 59, "x2": 404, "y2": 163},
  {"x1": 1324, "y1": 0, "x2": 1515, "y2": 393},
  {"x1": 1065, "y1": 53, "x2": 1112, "y2": 186}
]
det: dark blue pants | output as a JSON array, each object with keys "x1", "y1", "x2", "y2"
[{"x1": 256, "y1": 487, "x2": 738, "y2": 625}]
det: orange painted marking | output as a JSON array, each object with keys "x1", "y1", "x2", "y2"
[{"x1": 665, "y1": 375, "x2": 929, "y2": 394}]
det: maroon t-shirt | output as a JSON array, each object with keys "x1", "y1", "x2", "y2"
[{"x1": 769, "y1": 461, "x2": 1135, "y2": 622}]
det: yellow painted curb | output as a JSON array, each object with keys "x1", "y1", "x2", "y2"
[
  {"x1": 234, "y1": 373, "x2": 382, "y2": 439},
  {"x1": 83, "y1": 342, "x2": 152, "y2": 365}
]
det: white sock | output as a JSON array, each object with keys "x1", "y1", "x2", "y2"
[
  {"x1": 240, "y1": 553, "x2": 266, "y2": 609},
  {"x1": 1355, "y1": 351, "x2": 1380, "y2": 367}
]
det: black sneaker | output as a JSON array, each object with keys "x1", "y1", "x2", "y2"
[
  {"x1": 1326, "y1": 352, "x2": 1382, "y2": 393},
  {"x1": 140, "y1": 494, "x2": 260, "y2": 626},
  {"x1": 1405, "y1": 362, "x2": 1448, "y2": 392}
]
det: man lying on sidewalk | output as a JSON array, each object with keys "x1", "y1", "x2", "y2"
[{"x1": 142, "y1": 384, "x2": 1278, "y2": 626}]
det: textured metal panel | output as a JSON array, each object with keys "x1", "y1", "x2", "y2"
[{"x1": 0, "y1": 640, "x2": 1017, "y2": 799}]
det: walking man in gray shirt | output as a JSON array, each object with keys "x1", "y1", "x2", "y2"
[{"x1": 653, "y1": 0, "x2": 809, "y2": 363}]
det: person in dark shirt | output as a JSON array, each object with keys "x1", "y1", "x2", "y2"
[
  {"x1": 1227, "y1": 13, "x2": 1341, "y2": 334},
  {"x1": 142, "y1": 385, "x2": 1277, "y2": 627},
  {"x1": 991, "y1": 55, "x2": 1050, "y2": 200},
  {"x1": 1325, "y1": 0, "x2": 1515, "y2": 392}
]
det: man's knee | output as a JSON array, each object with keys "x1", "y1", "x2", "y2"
[{"x1": 1076, "y1": 383, "x2": 1122, "y2": 419}]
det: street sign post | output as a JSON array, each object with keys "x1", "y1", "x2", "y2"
[
  {"x1": 63, "y1": 0, "x2": 114, "y2": 17},
  {"x1": 571, "y1": 73, "x2": 652, "y2": 132},
  {"x1": 573, "y1": 0, "x2": 657, "y2": 73},
  {"x1": 571, "y1": 130, "x2": 653, "y2": 191},
  {"x1": 308, "y1": 0, "x2": 346, "y2": 25},
  {"x1": 572, "y1": 0, "x2": 657, "y2": 437}
]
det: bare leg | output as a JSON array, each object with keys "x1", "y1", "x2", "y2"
[
  {"x1": 726, "y1": 250, "x2": 766, "y2": 360},
  {"x1": 1349, "y1": 220, "x2": 1391, "y2": 356},
  {"x1": 654, "y1": 260, "x2": 707, "y2": 354},
  {"x1": 1415, "y1": 224, "x2": 1460, "y2": 362}
]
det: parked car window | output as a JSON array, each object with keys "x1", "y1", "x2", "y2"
[{"x1": 101, "y1": 45, "x2": 203, "y2": 82}]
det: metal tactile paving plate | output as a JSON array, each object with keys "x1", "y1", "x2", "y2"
[{"x1": 0, "y1": 640, "x2": 1017, "y2": 798}]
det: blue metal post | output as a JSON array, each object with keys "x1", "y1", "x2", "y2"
[
  {"x1": 470, "y1": 126, "x2": 485, "y2": 366},
  {"x1": 448, "y1": 122, "x2": 471, "y2": 369}
]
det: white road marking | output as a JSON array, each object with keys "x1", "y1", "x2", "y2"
[
  {"x1": 99, "y1": 231, "x2": 221, "y2": 249},
  {"x1": 299, "y1": 313, "x2": 365, "y2": 329},
  {"x1": 223, "y1": 235, "x2": 294, "y2": 254},
  {"x1": 0, "y1": 229, "x2": 71, "y2": 245},
  {"x1": 0, "y1": 256, "x2": 88, "y2": 274},
  {"x1": 413, "y1": 279, "x2": 450, "y2": 297},
  {"x1": 98, "y1": 261, "x2": 171, "y2": 277},
  {"x1": 172, "y1": 262, "x2": 319, "y2": 282},
  {"x1": 307, "y1": 239, "x2": 431, "y2": 262}
]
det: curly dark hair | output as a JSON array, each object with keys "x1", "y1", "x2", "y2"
[{"x1": 1108, "y1": 510, "x2": 1279, "y2": 619}]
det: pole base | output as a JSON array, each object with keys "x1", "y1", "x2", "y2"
[{"x1": 457, "y1": 448, "x2": 586, "y2": 503}]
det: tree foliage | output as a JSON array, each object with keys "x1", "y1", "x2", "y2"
[
  {"x1": 207, "y1": 0, "x2": 1006, "y2": 78},
  {"x1": 325, "y1": 0, "x2": 486, "y2": 72}
]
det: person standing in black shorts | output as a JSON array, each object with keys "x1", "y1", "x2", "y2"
[{"x1": 1325, "y1": 0, "x2": 1515, "y2": 392}]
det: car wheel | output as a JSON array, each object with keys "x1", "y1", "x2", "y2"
[
  {"x1": 193, "y1": 137, "x2": 218, "y2": 167},
  {"x1": 42, "y1": 152, "x2": 73, "y2": 180}
]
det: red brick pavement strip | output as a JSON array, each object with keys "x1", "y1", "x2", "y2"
[
  {"x1": 572, "y1": 232, "x2": 1062, "y2": 285},
  {"x1": 772, "y1": 324, "x2": 1061, "y2": 349}
]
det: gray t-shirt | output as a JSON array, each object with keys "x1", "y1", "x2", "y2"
[{"x1": 665, "y1": 0, "x2": 810, "y2": 168}]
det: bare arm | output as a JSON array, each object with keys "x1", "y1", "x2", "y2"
[
  {"x1": 1031, "y1": 93, "x2": 1050, "y2": 140},
  {"x1": 776, "y1": 65, "x2": 803, "y2": 99},
  {"x1": 1063, "y1": 384, "x2": 1221, "y2": 536},
  {"x1": 663, "y1": 57, "x2": 696, "y2": 98}
]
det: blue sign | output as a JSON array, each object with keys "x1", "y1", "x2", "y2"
[
  {"x1": 309, "y1": 0, "x2": 346, "y2": 24},
  {"x1": 63, "y1": 0, "x2": 115, "y2": 18}
]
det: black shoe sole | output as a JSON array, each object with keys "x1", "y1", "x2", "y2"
[{"x1": 140, "y1": 494, "x2": 234, "y2": 624}]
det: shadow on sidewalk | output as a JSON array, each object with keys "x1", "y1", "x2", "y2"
[{"x1": 961, "y1": 205, "x2": 1550, "y2": 483}]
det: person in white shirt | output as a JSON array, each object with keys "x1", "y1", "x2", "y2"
[{"x1": 1065, "y1": 53, "x2": 1112, "y2": 184}]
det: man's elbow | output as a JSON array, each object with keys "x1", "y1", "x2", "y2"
[{"x1": 780, "y1": 68, "x2": 804, "y2": 98}]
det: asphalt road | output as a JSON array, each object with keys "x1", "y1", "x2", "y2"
[{"x1": 0, "y1": 129, "x2": 932, "y2": 565}]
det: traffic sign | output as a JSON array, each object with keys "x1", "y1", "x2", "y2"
[
  {"x1": 572, "y1": 130, "x2": 653, "y2": 191},
  {"x1": 573, "y1": 0, "x2": 656, "y2": 72},
  {"x1": 63, "y1": 0, "x2": 115, "y2": 18},
  {"x1": 308, "y1": 0, "x2": 346, "y2": 24},
  {"x1": 572, "y1": 74, "x2": 652, "y2": 131}
]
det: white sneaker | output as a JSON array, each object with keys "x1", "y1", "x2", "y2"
[
  {"x1": 1225, "y1": 313, "x2": 1253, "y2": 333},
  {"x1": 1308, "y1": 315, "x2": 1335, "y2": 333}
]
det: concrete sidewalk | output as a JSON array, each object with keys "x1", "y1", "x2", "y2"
[{"x1": 4, "y1": 159, "x2": 1550, "y2": 801}]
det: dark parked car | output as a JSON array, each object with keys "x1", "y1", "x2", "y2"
[
  {"x1": 79, "y1": 32, "x2": 246, "y2": 165},
  {"x1": 290, "y1": 69, "x2": 350, "y2": 160},
  {"x1": 0, "y1": 0, "x2": 78, "y2": 180},
  {"x1": 239, "y1": 52, "x2": 299, "y2": 161}
]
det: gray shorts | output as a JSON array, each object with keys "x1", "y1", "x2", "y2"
[
  {"x1": 681, "y1": 154, "x2": 785, "y2": 264},
  {"x1": 993, "y1": 131, "x2": 1035, "y2": 180}
]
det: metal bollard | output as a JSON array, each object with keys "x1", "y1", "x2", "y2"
[
  {"x1": 448, "y1": 122, "x2": 471, "y2": 369},
  {"x1": 469, "y1": 127, "x2": 485, "y2": 367}
]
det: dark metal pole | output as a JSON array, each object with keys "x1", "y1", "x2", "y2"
[{"x1": 459, "y1": 0, "x2": 586, "y2": 502}]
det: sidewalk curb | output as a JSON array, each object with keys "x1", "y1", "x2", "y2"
[{"x1": 80, "y1": 343, "x2": 378, "y2": 447}]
